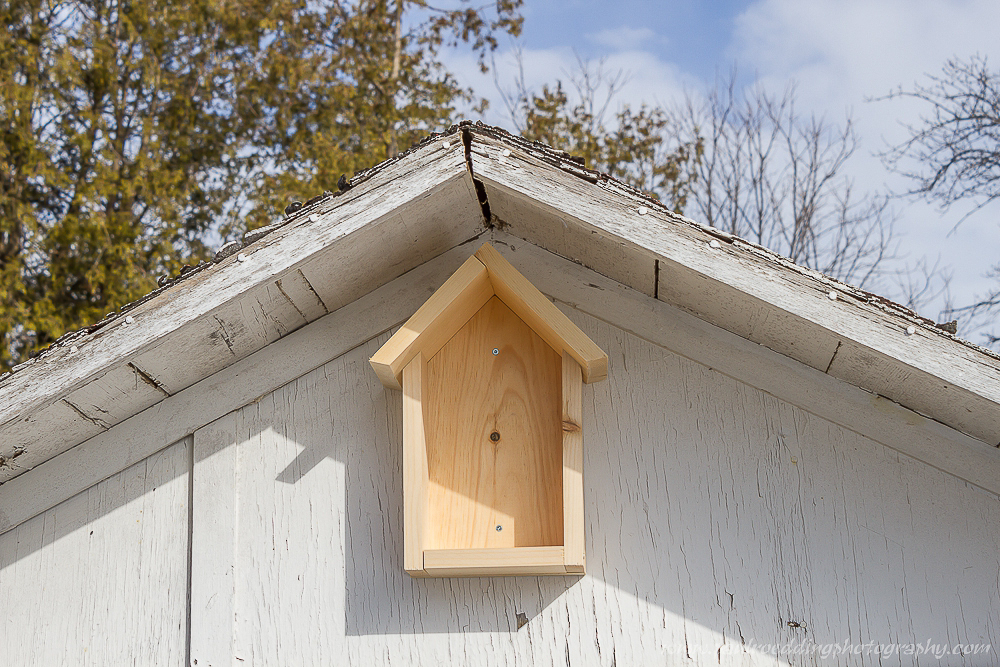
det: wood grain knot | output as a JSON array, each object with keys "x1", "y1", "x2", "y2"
[{"x1": 562, "y1": 420, "x2": 581, "y2": 433}]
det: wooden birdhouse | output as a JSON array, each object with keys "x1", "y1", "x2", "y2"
[{"x1": 370, "y1": 243, "x2": 608, "y2": 577}]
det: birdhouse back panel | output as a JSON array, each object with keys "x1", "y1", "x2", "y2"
[{"x1": 424, "y1": 296, "x2": 564, "y2": 551}]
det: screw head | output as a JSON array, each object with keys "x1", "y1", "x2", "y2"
[
  {"x1": 124, "y1": 315, "x2": 135, "y2": 325},
  {"x1": 502, "y1": 149, "x2": 511, "y2": 157},
  {"x1": 442, "y1": 141, "x2": 451, "y2": 149},
  {"x1": 827, "y1": 291, "x2": 837, "y2": 301},
  {"x1": 237, "y1": 253, "x2": 247, "y2": 262},
  {"x1": 490, "y1": 431, "x2": 501, "y2": 442},
  {"x1": 496, "y1": 525, "x2": 503, "y2": 532},
  {"x1": 637, "y1": 206, "x2": 649, "y2": 216},
  {"x1": 709, "y1": 239, "x2": 722, "y2": 249},
  {"x1": 492, "y1": 348, "x2": 499, "y2": 356},
  {"x1": 906, "y1": 325, "x2": 916, "y2": 335}
]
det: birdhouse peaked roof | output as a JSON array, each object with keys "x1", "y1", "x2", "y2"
[
  {"x1": 370, "y1": 242, "x2": 608, "y2": 390},
  {"x1": 2, "y1": 120, "x2": 1000, "y2": 534}
]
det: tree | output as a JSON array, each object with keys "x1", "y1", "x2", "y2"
[
  {"x1": 496, "y1": 52, "x2": 702, "y2": 211},
  {"x1": 667, "y1": 76, "x2": 895, "y2": 289},
  {"x1": 0, "y1": 0, "x2": 522, "y2": 372},
  {"x1": 881, "y1": 54, "x2": 1000, "y2": 345}
]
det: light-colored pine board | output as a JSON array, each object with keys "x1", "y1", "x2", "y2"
[
  {"x1": 402, "y1": 353, "x2": 429, "y2": 577},
  {"x1": 561, "y1": 353, "x2": 585, "y2": 574},
  {"x1": 0, "y1": 438, "x2": 190, "y2": 666},
  {"x1": 423, "y1": 547, "x2": 568, "y2": 576},
  {"x1": 425, "y1": 296, "x2": 563, "y2": 551},
  {"x1": 190, "y1": 413, "x2": 239, "y2": 667},
  {"x1": 370, "y1": 253, "x2": 493, "y2": 389},
  {"x1": 475, "y1": 243, "x2": 608, "y2": 383}
]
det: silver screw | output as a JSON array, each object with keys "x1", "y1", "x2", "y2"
[
  {"x1": 905, "y1": 325, "x2": 916, "y2": 336},
  {"x1": 637, "y1": 206, "x2": 648, "y2": 216},
  {"x1": 496, "y1": 525, "x2": 503, "y2": 532},
  {"x1": 124, "y1": 315, "x2": 135, "y2": 324},
  {"x1": 492, "y1": 348, "x2": 499, "y2": 355},
  {"x1": 827, "y1": 291, "x2": 837, "y2": 301}
]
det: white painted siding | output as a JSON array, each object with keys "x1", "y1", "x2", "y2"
[
  {"x1": 190, "y1": 313, "x2": 1000, "y2": 666},
  {"x1": 0, "y1": 437, "x2": 190, "y2": 666}
]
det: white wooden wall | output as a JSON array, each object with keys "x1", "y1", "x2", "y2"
[
  {"x1": 0, "y1": 437, "x2": 190, "y2": 666},
  {"x1": 187, "y1": 313, "x2": 1000, "y2": 666}
]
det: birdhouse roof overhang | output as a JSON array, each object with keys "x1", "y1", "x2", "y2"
[
  {"x1": 370, "y1": 242, "x2": 607, "y2": 389},
  {"x1": 2, "y1": 121, "x2": 1000, "y2": 536}
]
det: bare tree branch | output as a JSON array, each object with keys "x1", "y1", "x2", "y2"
[
  {"x1": 878, "y1": 54, "x2": 1000, "y2": 229},
  {"x1": 668, "y1": 73, "x2": 897, "y2": 289}
]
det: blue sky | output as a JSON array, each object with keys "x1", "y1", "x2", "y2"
[
  {"x1": 515, "y1": 0, "x2": 754, "y2": 79},
  {"x1": 443, "y1": 0, "x2": 1000, "y2": 338}
]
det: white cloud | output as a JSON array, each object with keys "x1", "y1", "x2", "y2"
[
  {"x1": 587, "y1": 26, "x2": 658, "y2": 51},
  {"x1": 445, "y1": 44, "x2": 693, "y2": 131},
  {"x1": 730, "y1": 0, "x2": 1000, "y2": 319}
]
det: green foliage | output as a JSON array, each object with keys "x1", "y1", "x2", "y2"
[
  {"x1": 0, "y1": 0, "x2": 522, "y2": 371},
  {"x1": 503, "y1": 65, "x2": 701, "y2": 211}
]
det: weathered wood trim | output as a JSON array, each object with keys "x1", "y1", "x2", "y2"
[
  {"x1": 485, "y1": 232, "x2": 1000, "y2": 497},
  {"x1": 0, "y1": 138, "x2": 473, "y2": 448},
  {"x1": 468, "y1": 132, "x2": 1000, "y2": 445},
  {"x1": 0, "y1": 241, "x2": 484, "y2": 535}
]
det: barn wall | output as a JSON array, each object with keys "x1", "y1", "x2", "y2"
[
  {"x1": 189, "y1": 313, "x2": 1000, "y2": 666},
  {"x1": 0, "y1": 437, "x2": 190, "y2": 666}
]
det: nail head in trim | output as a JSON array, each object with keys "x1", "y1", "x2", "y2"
[
  {"x1": 502, "y1": 149, "x2": 511, "y2": 157},
  {"x1": 906, "y1": 325, "x2": 916, "y2": 335},
  {"x1": 237, "y1": 253, "x2": 247, "y2": 262},
  {"x1": 709, "y1": 240, "x2": 722, "y2": 249},
  {"x1": 827, "y1": 291, "x2": 837, "y2": 301},
  {"x1": 637, "y1": 206, "x2": 649, "y2": 216}
]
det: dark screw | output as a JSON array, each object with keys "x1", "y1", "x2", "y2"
[{"x1": 490, "y1": 431, "x2": 501, "y2": 442}]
